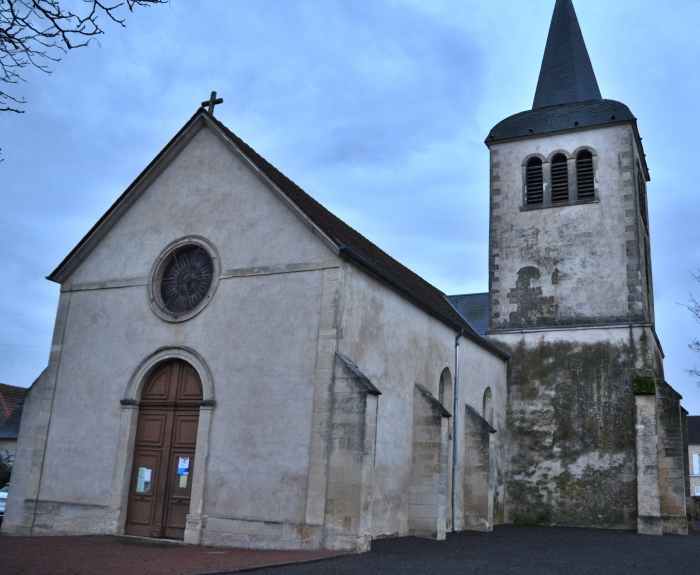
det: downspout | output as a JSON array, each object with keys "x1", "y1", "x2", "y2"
[{"x1": 452, "y1": 328, "x2": 464, "y2": 533}]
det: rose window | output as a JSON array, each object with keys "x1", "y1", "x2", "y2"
[{"x1": 159, "y1": 247, "x2": 214, "y2": 314}]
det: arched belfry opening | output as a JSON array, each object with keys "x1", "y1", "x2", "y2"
[{"x1": 125, "y1": 359, "x2": 203, "y2": 540}]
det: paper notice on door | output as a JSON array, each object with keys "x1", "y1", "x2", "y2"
[
  {"x1": 136, "y1": 467, "x2": 150, "y2": 493},
  {"x1": 179, "y1": 474, "x2": 188, "y2": 488},
  {"x1": 177, "y1": 457, "x2": 190, "y2": 475}
]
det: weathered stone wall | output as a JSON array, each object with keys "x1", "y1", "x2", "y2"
[
  {"x1": 458, "y1": 344, "x2": 508, "y2": 529},
  {"x1": 492, "y1": 327, "x2": 652, "y2": 530},
  {"x1": 680, "y1": 409, "x2": 692, "y2": 523},
  {"x1": 322, "y1": 355, "x2": 379, "y2": 552},
  {"x1": 487, "y1": 125, "x2": 650, "y2": 330},
  {"x1": 634, "y1": 386, "x2": 662, "y2": 535},
  {"x1": 463, "y1": 405, "x2": 496, "y2": 532},
  {"x1": 654, "y1": 380, "x2": 687, "y2": 534},
  {"x1": 409, "y1": 385, "x2": 449, "y2": 540}
]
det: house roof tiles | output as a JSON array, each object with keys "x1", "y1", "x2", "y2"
[
  {"x1": 0, "y1": 403, "x2": 23, "y2": 440},
  {"x1": 0, "y1": 383, "x2": 28, "y2": 428}
]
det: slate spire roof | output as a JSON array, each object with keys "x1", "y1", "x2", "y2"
[
  {"x1": 533, "y1": 0, "x2": 602, "y2": 109},
  {"x1": 486, "y1": 0, "x2": 647, "y2": 176}
]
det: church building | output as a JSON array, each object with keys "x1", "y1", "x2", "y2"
[{"x1": 1, "y1": 0, "x2": 690, "y2": 549}]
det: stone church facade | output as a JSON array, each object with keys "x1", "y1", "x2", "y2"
[{"x1": 1, "y1": 0, "x2": 691, "y2": 550}]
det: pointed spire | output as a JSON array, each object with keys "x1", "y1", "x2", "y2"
[{"x1": 533, "y1": 0, "x2": 602, "y2": 109}]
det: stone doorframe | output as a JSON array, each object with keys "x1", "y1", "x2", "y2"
[{"x1": 108, "y1": 346, "x2": 216, "y2": 544}]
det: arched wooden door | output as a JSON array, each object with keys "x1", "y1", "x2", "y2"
[{"x1": 125, "y1": 360, "x2": 202, "y2": 539}]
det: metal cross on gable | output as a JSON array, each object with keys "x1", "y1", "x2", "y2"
[{"x1": 201, "y1": 91, "x2": 224, "y2": 115}]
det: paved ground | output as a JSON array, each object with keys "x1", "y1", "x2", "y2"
[
  {"x1": 0, "y1": 535, "x2": 342, "y2": 575},
  {"x1": 256, "y1": 524, "x2": 700, "y2": 575},
  {"x1": 1, "y1": 523, "x2": 699, "y2": 575}
]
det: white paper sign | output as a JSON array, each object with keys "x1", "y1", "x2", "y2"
[
  {"x1": 177, "y1": 457, "x2": 190, "y2": 475},
  {"x1": 136, "y1": 467, "x2": 146, "y2": 493}
]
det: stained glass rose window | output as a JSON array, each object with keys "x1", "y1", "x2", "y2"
[{"x1": 159, "y1": 247, "x2": 214, "y2": 314}]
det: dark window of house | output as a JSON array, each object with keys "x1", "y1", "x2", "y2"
[
  {"x1": 526, "y1": 158, "x2": 544, "y2": 205},
  {"x1": 551, "y1": 154, "x2": 569, "y2": 202},
  {"x1": 576, "y1": 151, "x2": 595, "y2": 199}
]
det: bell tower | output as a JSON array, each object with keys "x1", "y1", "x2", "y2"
[{"x1": 485, "y1": 0, "x2": 687, "y2": 536}]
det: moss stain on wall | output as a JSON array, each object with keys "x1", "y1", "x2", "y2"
[{"x1": 502, "y1": 338, "x2": 639, "y2": 530}]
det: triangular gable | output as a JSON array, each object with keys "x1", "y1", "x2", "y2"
[{"x1": 48, "y1": 109, "x2": 508, "y2": 360}]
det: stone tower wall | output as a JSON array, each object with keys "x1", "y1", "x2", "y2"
[{"x1": 488, "y1": 124, "x2": 652, "y2": 331}]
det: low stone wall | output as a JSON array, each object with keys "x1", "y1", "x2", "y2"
[
  {"x1": 655, "y1": 380, "x2": 688, "y2": 535},
  {"x1": 26, "y1": 500, "x2": 109, "y2": 537},
  {"x1": 200, "y1": 517, "x2": 323, "y2": 550}
]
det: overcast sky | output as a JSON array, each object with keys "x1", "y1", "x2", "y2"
[{"x1": 2, "y1": 0, "x2": 700, "y2": 412}]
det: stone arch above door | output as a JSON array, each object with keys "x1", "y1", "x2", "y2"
[{"x1": 122, "y1": 346, "x2": 215, "y2": 404}]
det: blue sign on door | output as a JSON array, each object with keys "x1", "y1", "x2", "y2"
[{"x1": 177, "y1": 457, "x2": 190, "y2": 476}]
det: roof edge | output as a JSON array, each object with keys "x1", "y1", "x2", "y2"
[
  {"x1": 47, "y1": 109, "x2": 342, "y2": 284},
  {"x1": 200, "y1": 114, "x2": 341, "y2": 256},
  {"x1": 415, "y1": 383, "x2": 451, "y2": 418},
  {"x1": 465, "y1": 403, "x2": 497, "y2": 434},
  {"x1": 336, "y1": 353, "x2": 382, "y2": 395},
  {"x1": 339, "y1": 245, "x2": 510, "y2": 361},
  {"x1": 48, "y1": 110, "x2": 210, "y2": 283},
  {"x1": 484, "y1": 105, "x2": 650, "y2": 181}
]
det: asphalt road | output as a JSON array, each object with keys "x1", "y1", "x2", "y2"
[{"x1": 253, "y1": 524, "x2": 700, "y2": 575}]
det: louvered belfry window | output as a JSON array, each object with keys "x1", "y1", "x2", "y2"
[
  {"x1": 526, "y1": 158, "x2": 544, "y2": 205},
  {"x1": 576, "y1": 151, "x2": 595, "y2": 199},
  {"x1": 551, "y1": 154, "x2": 569, "y2": 202}
]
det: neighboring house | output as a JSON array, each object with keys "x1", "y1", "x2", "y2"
[
  {"x1": 0, "y1": 384, "x2": 27, "y2": 430},
  {"x1": 0, "y1": 384, "x2": 27, "y2": 454},
  {"x1": 689, "y1": 416, "x2": 700, "y2": 498},
  {"x1": 0, "y1": 403, "x2": 24, "y2": 455}
]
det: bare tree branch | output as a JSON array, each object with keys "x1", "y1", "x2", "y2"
[
  {"x1": 0, "y1": 0, "x2": 168, "y2": 115},
  {"x1": 681, "y1": 271, "x2": 700, "y2": 386}
]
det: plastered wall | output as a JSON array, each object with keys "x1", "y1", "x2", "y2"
[{"x1": 339, "y1": 262, "x2": 508, "y2": 538}]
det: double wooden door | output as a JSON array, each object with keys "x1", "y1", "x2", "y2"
[{"x1": 125, "y1": 360, "x2": 202, "y2": 540}]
